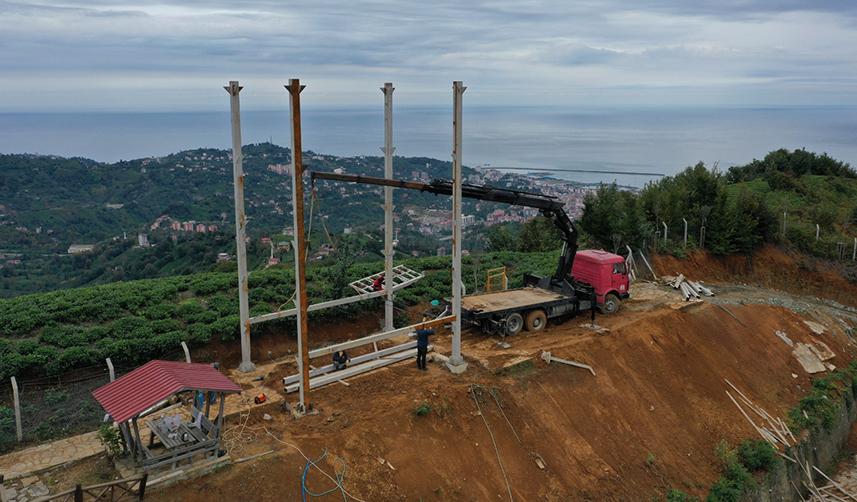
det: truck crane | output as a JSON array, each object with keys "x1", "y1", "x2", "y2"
[{"x1": 311, "y1": 171, "x2": 630, "y2": 336}]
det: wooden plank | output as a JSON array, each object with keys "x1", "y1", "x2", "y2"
[
  {"x1": 462, "y1": 287, "x2": 568, "y2": 313},
  {"x1": 307, "y1": 316, "x2": 452, "y2": 359},
  {"x1": 283, "y1": 341, "x2": 418, "y2": 386}
]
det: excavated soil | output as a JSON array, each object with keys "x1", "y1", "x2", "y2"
[
  {"x1": 652, "y1": 245, "x2": 857, "y2": 308},
  {"x1": 151, "y1": 285, "x2": 857, "y2": 500}
]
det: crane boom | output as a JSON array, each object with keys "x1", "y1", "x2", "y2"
[{"x1": 310, "y1": 171, "x2": 578, "y2": 282}]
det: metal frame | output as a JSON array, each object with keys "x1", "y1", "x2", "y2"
[{"x1": 286, "y1": 78, "x2": 311, "y2": 409}]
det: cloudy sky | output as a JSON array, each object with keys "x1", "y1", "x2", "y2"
[{"x1": 2, "y1": 0, "x2": 857, "y2": 111}]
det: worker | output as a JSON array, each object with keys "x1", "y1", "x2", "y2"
[
  {"x1": 333, "y1": 350, "x2": 350, "y2": 371},
  {"x1": 372, "y1": 273, "x2": 385, "y2": 291},
  {"x1": 414, "y1": 316, "x2": 434, "y2": 371}
]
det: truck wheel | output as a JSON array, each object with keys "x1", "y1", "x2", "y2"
[
  {"x1": 505, "y1": 313, "x2": 524, "y2": 336},
  {"x1": 600, "y1": 293, "x2": 621, "y2": 315},
  {"x1": 525, "y1": 310, "x2": 547, "y2": 332}
]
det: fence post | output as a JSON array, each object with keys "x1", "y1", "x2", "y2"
[
  {"x1": 782, "y1": 211, "x2": 787, "y2": 239},
  {"x1": 662, "y1": 222, "x2": 668, "y2": 244},
  {"x1": 816, "y1": 224, "x2": 820, "y2": 241},
  {"x1": 10, "y1": 377, "x2": 22, "y2": 442},
  {"x1": 181, "y1": 341, "x2": 192, "y2": 363},
  {"x1": 682, "y1": 218, "x2": 688, "y2": 248},
  {"x1": 853, "y1": 237, "x2": 856, "y2": 261}
]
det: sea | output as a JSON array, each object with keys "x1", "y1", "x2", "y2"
[{"x1": 1, "y1": 106, "x2": 856, "y2": 187}]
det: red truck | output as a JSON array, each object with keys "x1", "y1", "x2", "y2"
[{"x1": 309, "y1": 171, "x2": 631, "y2": 336}]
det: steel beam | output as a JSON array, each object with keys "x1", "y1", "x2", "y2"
[
  {"x1": 249, "y1": 288, "x2": 388, "y2": 324},
  {"x1": 447, "y1": 81, "x2": 467, "y2": 374},
  {"x1": 225, "y1": 81, "x2": 255, "y2": 373},
  {"x1": 286, "y1": 78, "x2": 310, "y2": 409},
  {"x1": 382, "y1": 82, "x2": 395, "y2": 331},
  {"x1": 308, "y1": 315, "x2": 453, "y2": 359}
]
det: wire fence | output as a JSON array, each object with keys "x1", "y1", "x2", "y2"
[{"x1": 0, "y1": 347, "x2": 187, "y2": 455}]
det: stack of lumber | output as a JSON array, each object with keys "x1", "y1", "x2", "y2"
[
  {"x1": 661, "y1": 273, "x2": 714, "y2": 301},
  {"x1": 725, "y1": 380, "x2": 857, "y2": 501},
  {"x1": 725, "y1": 379, "x2": 795, "y2": 453}
]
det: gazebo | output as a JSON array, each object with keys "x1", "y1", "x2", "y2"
[{"x1": 93, "y1": 360, "x2": 242, "y2": 470}]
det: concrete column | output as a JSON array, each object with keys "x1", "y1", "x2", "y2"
[
  {"x1": 447, "y1": 81, "x2": 467, "y2": 375},
  {"x1": 286, "y1": 78, "x2": 310, "y2": 410},
  {"x1": 225, "y1": 81, "x2": 255, "y2": 373},
  {"x1": 662, "y1": 222, "x2": 668, "y2": 244},
  {"x1": 381, "y1": 83, "x2": 395, "y2": 331},
  {"x1": 682, "y1": 218, "x2": 688, "y2": 248},
  {"x1": 181, "y1": 341, "x2": 191, "y2": 363}
]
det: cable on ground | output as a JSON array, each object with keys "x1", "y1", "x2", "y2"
[{"x1": 469, "y1": 384, "x2": 514, "y2": 502}]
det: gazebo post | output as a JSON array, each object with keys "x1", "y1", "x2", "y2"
[
  {"x1": 204, "y1": 393, "x2": 212, "y2": 420},
  {"x1": 215, "y1": 395, "x2": 226, "y2": 441},
  {"x1": 120, "y1": 421, "x2": 134, "y2": 456},
  {"x1": 131, "y1": 418, "x2": 143, "y2": 462}
]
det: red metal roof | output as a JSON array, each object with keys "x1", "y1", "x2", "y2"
[{"x1": 92, "y1": 360, "x2": 242, "y2": 423}]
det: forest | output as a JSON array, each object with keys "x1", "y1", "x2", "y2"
[{"x1": 577, "y1": 149, "x2": 857, "y2": 261}]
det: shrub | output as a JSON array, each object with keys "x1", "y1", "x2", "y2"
[
  {"x1": 414, "y1": 402, "x2": 431, "y2": 417},
  {"x1": 737, "y1": 440, "x2": 776, "y2": 471},
  {"x1": 667, "y1": 489, "x2": 699, "y2": 502},
  {"x1": 97, "y1": 424, "x2": 123, "y2": 457}
]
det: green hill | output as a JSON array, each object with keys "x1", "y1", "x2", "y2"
[
  {"x1": 0, "y1": 250, "x2": 558, "y2": 381},
  {"x1": 580, "y1": 148, "x2": 857, "y2": 263}
]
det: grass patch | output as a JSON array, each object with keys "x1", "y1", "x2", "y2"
[
  {"x1": 413, "y1": 402, "x2": 431, "y2": 417},
  {"x1": 788, "y1": 361, "x2": 857, "y2": 432}
]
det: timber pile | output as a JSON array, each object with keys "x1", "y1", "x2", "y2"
[
  {"x1": 661, "y1": 273, "x2": 714, "y2": 301},
  {"x1": 724, "y1": 379, "x2": 857, "y2": 501}
]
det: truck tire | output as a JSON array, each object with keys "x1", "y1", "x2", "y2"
[
  {"x1": 525, "y1": 309, "x2": 547, "y2": 332},
  {"x1": 600, "y1": 293, "x2": 621, "y2": 315},
  {"x1": 504, "y1": 313, "x2": 524, "y2": 336}
]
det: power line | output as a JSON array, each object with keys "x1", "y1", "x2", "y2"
[{"x1": 479, "y1": 166, "x2": 665, "y2": 177}]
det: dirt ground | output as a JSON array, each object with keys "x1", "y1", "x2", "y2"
[
  {"x1": 652, "y1": 245, "x2": 857, "y2": 308},
  {"x1": 148, "y1": 268, "x2": 857, "y2": 500}
]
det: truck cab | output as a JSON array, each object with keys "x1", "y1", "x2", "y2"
[{"x1": 570, "y1": 249, "x2": 630, "y2": 314}]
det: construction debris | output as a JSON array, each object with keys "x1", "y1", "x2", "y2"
[
  {"x1": 724, "y1": 379, "x2": 796, "y2": 454},
  {"x1": 804, "y1": 320, "x2": 827, "y2": 335},
  {"x1": 793, "y1": 344, "x2": 827, "y2": 374},
  {"x1": 661, "y1": 273, "x2": 714, "y2": 301},
  {"x1": 579, "y1": 323, "x2": 610, "y2": 335},
  {"x1": 774, "y1": 330, "x2": 794, "y2": 347},
  {"x1": 541, "y1": 351, "x2": 596, "y2": 376}
]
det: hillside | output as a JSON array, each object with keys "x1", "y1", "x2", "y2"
[
  {"x1": 580, "y1": 149, "x2": 857, "y2": 268},
  {"x1": 0, "y1": 251, "x2": 557, "y2": 381},
  {"x1": 0, "y1": 144, "x2": 583, "y2": 296}
]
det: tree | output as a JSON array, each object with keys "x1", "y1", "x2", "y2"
[
  {"x1": 485, "y1": 224, "x2": 517, "y2": 252},
  {"x1": 517, "y1": 217, "x2": 562, "y2": 252}
]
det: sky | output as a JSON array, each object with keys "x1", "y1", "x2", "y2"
[{"x1": 2, "y1": 0, "x2": 857, "y2": 112}]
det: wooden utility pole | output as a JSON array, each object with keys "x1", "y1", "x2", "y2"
[
  {"x1": 225, "y1": 81, "x2": 255, "y2": 373},
  {"x1": 286, "y1": 78, "x2": 311, "y2": 409}
]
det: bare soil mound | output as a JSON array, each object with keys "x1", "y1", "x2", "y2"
[
  {"x1": 652, "y1": 245, "x2": 857, "y2": 307},
  {"x1": 153, "y1": 299, "x2": 855, "y2": 501}
]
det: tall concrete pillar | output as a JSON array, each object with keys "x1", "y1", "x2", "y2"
[
  {"x1": 382, "y1": 83, "x2": 395, "y2": 331},
  {"x1": 447, "y1": 81, "x2": 468, "y2": 375},
  {"x1": 225, "y1": 81, "x2": 255, "y2": 373}
]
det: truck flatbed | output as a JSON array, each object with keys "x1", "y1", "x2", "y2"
[{"x1": 462, "y1": 287, "x2": 571, "y2": 314}]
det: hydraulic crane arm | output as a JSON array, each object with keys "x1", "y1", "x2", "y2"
[{"x1": 310, "y1": 171, "x2": 578, "y2": 282}]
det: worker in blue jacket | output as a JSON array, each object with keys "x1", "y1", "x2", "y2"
[{"x1": 415, "y1": 316, "x2": 433, "y2": 371}]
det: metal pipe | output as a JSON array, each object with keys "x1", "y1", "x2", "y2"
[
  {"x1": 286, "y1": 78, "x2": 310, "y2": 409},
  {"x1": 448, "y1": 81, "x2": 467, "y2": 374},
  {"x1": 382, "y1": 83, "x2": 395, "y2": 331},
  {"x1": 225, "y1": 81, "x2": 255, "y2": 373}
]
